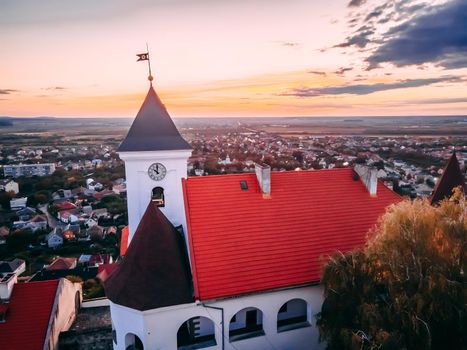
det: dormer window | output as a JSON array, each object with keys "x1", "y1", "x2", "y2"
[
  {"x1": 152, "y1": 187, "x2": 165, "y2": 207},
  {"x1": 240, "y1": 181, "x2": 248, "y2": 191}
]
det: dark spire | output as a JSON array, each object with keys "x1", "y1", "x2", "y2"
[
  {"x1": 105, "y1": 202, "x2": 193, "y2": 311},
  {"x1": 118, "y1": 86, "x2": 191, "y2": 152},
  {"x1": 430, "y1": 152, "x2": 466, "y2": 205}
]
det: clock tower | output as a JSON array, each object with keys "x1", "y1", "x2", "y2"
[{"x1": 118, "y1": 84, "x2": 192, "y2": 242}]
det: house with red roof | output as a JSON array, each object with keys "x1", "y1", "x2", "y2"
[
  {"x1": 46, "y1": 257, "x2": 78, "y2": 271},
  {"x1": 55, "y1": 201, "x2": 77, "y2": 212},
  {"x1": 105, "y1": 82, "x2": 401, "y2": 350},
  {"x1": 0, "y1": 278, "x2": 82, "y2": 350}
]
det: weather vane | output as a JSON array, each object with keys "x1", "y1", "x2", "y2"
[{"x1": 136, "y1": 43, "x2": 153, "y2": 85}]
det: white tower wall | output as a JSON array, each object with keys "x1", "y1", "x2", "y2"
[{"x1": 119, "y1": 149, "x2": 191, "y2": 242}]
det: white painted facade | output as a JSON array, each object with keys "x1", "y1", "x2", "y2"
[
  {"x1": 110, "y1": 285, "x2": 324, "y2": 350},
  {"x1": 0, "y1": 179, "x2": 19, "y2": 194},
  {"x1": 45, "y1": 278, "x2": 83, "y2": 350},
  {"x1": 118, "y1": 149, "x2": 191, "y2": 241}
]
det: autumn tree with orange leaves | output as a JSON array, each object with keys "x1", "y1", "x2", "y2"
[{"x1": 317, "y1": 188, "x2": 466, "y2": 350}]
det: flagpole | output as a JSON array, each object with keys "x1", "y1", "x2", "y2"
[{"x1": 146, "y1": 43, "x2": 153, "y2": 85}]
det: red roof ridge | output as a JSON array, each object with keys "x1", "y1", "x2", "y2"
[{"x1": 186, "y1": 167, "x2": 353, "y2": 181}]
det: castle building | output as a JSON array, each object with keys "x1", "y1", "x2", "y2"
[{"x1": 105, "y1": 82, "x2": 400, "y2": 350}]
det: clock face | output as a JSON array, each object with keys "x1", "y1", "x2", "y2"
[{"x1": 148, "y1": 163, "x2": 167, "y2": 181}]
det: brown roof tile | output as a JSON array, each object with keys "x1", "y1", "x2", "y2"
[
  {"x1": 431, "y1": 152, "x2": 466, "y2": 205},
  {"x1": 104, "y1": 202, "x2": 193, "y2": 310}
]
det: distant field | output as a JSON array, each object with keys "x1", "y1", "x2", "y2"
[{"x1": 0, "y1": 115, "x2": 466, "y2": 139}]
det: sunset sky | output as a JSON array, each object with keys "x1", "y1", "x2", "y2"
[{"x1": 1, "y1": 0, "x2": 466, "y2": 118}]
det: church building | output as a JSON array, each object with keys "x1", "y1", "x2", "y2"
[{"x1": 105, "y1": 81, "x2": 401, "y2": 350}]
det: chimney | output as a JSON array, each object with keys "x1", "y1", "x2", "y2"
[
  {"x1": 255, "y1": 163, "x2": 271, "y2": 198},
  {"x1": 354, "y1": 165, "x2": 378, "y2": 196}
]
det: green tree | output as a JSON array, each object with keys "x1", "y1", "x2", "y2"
[
  {"x1": 317, "y1": 188, "x2": 466, "y2": 350},
  {"x1": 0, "y1": 190, "x2": 14, "y2": 210},
  {"x1": 7, "y1": 228, "x2": 35, "y2": 250}
]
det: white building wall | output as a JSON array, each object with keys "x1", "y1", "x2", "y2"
[
  {"x1": 118, "y1": 150, "x2": 191, "y2": 242},
  {"x1": 3, "y1": 181, "x2": 19, "y2": 194},
  {"x1": 110, "y1": 285, "x2": 324, "y2": 350},
  {"x1": 44, "y1": 278, "x2": 82, "y2": 350},
  {"x1": 0, "y1": 274, "x2": 17, "y2": 299}
]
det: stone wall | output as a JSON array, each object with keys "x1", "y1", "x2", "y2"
[{"x1": 59, "y1": 326, "x2": 113, "y2": 350}]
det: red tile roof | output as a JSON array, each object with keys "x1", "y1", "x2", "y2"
[
  {"x1": 183, "y1": 168, "x2": 400, "y2": 301},
  {"x1": 56, "y1": 201, "x2": 76, "y2": 211},
  {"x1": 0, "y1": 280, "x2": 59, "y2": 350},
  {"x1": 46, "y1": 257, "x2": 77, "y2": 271}
]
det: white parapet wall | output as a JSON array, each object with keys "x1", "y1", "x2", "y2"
[{"x1": 110, "y1": 285, "x2": 325, "y2": 350}]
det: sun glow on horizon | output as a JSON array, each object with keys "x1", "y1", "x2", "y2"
[{"x1": 1, "y1": 0, "x2": 466, "y2": 117}]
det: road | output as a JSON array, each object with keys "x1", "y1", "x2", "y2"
[{"x1": 39, "y1": 204, "x2": 60, "y2": 229}]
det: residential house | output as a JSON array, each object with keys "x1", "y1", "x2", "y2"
[
  {"x1": 47, "y1": 227, "x2": 64, "y2": 248},
  {"x1": 52, "y1": 189, "x2": 73, "y2": 201},
  {"x1": 63, "y1": 224, "x2": 80, "y2": 241},
  {"x1": 92, "y1": 208, "x2": 109, "y2": 219},
  {"x1": 10, "y1": 197, "x2": 27, "y2": 210},
  {"x1": 79, "y1": 254, "x2": 113, "y2": 267},
  {"x1": 82, "y1": 205, "x2": 93, "y2": 215},
  {"x1": 0, "y1": 259, "x2": 26, "y2": 277},
  {"x1": 0, "y1": 179, "x2": 19, "y2": 194},
  {"x1": 2, "y1": 163, "x2": 56, "y2": 178},
  {"x1": 27, "y1": 214, "x2": 48, "y2": 231},
  {"x1": 59, "y1": 210, "x2": 79, "y2": 224},
  {"x1": 105, "y1": 226, "x2": 117, "y2": 235},
  {"x1": 72, "y1": 186, "x2": 95, "y2": 199},
  {"x1": 93, "y1": 189, "x2": 114, "y2": 201},
  {"x1": 16, "y1": 207, "x2": 37, "y2": 221},
  {"x1": 46, "y1": 257, "x2": 78, "y2": 271},
  {"x1": 0, "y1": 279, "x2": 82, "y2": 350},
  {"x1": 85, "y1": 217, "x2": 98, "y2": 228},
  {"x1": 87, "y1": 179, "x2": 103, "y2": 191},
  {"x1": 87, "y1": 225, "x2": 105, "y2": 241},
  {"x1": 112, "y1": 183, "x2": 127, "y2": 195},
  {"x1": 55, "y1": 201, "x2": 77, "y2": 212}
]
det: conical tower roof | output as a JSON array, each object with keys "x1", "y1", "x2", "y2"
[
  {"x1": 431, "y1": 152, "x2": 466, "y2": 205},
  {"x1": 105, "y1": 202, "x2": 193, "y2": 311},
  {"x1": 118, "y1": 85, "x2": 191, "y2": 152}
]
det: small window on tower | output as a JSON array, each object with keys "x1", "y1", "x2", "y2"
[{"x1": 152, "y1": 187, "x2": 165, "y2": 207}]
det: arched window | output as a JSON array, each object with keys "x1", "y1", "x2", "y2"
[
  {"x1": 229, "y1": 307, "x2": 264, "y2": 342},
  {"x1": 177, "y1": 316, "x2": 216, "y2": 349},
  {"x1": 277, "y1": 298, "x2": 310, "y2": 332},
  {"x1": 151, "y1": 187, "x2": 165, "y2": 207},
  {"x1": 125, "y1": 333, "x2": 144, "y2": 350}
]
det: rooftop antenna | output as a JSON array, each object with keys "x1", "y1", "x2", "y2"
[{"x1": 136, "y1": 43, "x2": 153, "y2": 86}]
